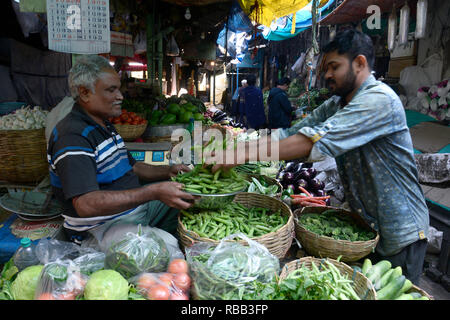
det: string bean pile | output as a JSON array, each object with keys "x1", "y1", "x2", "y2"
[
  {"x1": 180, "y1": 202, "x2": 288, "y2": 239},
  {"x1": 172, "y1": 164, "x2": 247, "y2": 194},
  {"x1": 241, "y1": 259, "x2": 361, "y2": 300},
  {"x1": 299, "y1": 210, "x2": 376, "y2": 241}
]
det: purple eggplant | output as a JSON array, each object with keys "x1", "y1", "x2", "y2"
[
  {"x1": 297, "y1": 169, "x2": 311, "y2": 181},
  {"x1": 284, "y1": 162, "x2": 299, "y2": 173},
  {"x1": 307, "y1": 168, "x2": 317, "y2": 179},
  {"x1": 296, "y1": 179, "x2": 308, "y2": 192},
  {"x1": 302, "y1": 162, "x2": 313, "y2": 169},
  {"x1": 308, "y1": 178, "x2": 322, "y2": 191},
  {"x1": 315, "y1": 189, "x2": 327, "y2": 197},
  {"x1": 325, "y1": 198, "x2": 331, "y2": 206},
  {"x1": 282, "y1": 172, "x2": 295, "y2": 185}
]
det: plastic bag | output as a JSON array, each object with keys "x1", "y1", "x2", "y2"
[
  {"x1": 130, "y1": 271, "x2": 191, "y2": 300},
  {"x1": 34, "y1": 259, "x2": 88, "y2": 300},
  {"x1": 427, "y1": 226, "x2": 443, "y2": 254},
  {"x1": 185, "y1": 233, "x2": 280, "y2": 300},
  {"x1": 104, "y1": 225, "x2": 171, "y2": 279},
  {"x1": 35, "y1": 239, "x2": 81, "y2": 265},
  {"x1": 72, "y1": 248, "x2": 105, "y2": 276}
]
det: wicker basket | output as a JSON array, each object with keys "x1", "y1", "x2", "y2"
[
  {"x1": 279, "y1": 257, "x2": 377, "y2": 300},
  {"x1": 114, "y1": 122, "x2": 147, "y2": 141},
  {"x1": 406, "y1": 284, "x2": 434, "y2": 300},
  {"x1": 177, "y1": 192, "x2": 295, "y2": 259},
  {"x1": 294, "y1": 206, "x2": 379, "y2": 262},
  {"x1": 0, "y1": 128, "x2": 48, "y2": 183}
]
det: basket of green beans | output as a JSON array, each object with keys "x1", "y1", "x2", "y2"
[
  {"x1": 172, "y1": 164, "x2": 248, "y2": 210},
  {"x1": 177, "y1": 192, "x2": 295, "y2": 259}
]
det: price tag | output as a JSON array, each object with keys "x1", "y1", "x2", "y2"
[
  {"x1": 130, "y1": 151, "x2": 145, "y2": 162},
  {"x1": 46, "y1": 0, "x2": 110, "y2": 54}
]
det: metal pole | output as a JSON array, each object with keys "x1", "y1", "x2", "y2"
[{"x1": 213, "y1": 66, "x2": 216, "y2": 105}]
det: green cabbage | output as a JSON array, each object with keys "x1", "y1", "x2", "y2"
[
  {"x1": 10, "y1": 265, "x2": 44, "y2": 300},
  {"x1": 84, "y1": 270, "x2": 129, "y2": 300}
]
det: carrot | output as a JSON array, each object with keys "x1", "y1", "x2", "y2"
[
  {"x1": 298, "y1": 186, "x2": 312, "y2": 197},
  {"x1": 302, "y1": 198, "x2": 326, "y2": 205},
  {"x1": 300, "y1": 201, "x2": 325, "y2": 207},
  {"x1": 290, "y1": 194, "x2": 330, "y2": 201}
]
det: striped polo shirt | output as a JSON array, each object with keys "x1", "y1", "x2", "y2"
[{"x1": 47, "y1": 104, "x2": 141, "y2": 233}]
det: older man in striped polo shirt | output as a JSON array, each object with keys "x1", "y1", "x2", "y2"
[{"x1": 47, "y1": 55, "x2": 195, "y2": 245}]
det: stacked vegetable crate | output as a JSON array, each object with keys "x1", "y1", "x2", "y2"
[
  {"x1": 178, "y1": 192, "x2": 295, "y2": 259},
  {"x1": 294, "y1": 206, "x2": 379, "y2": 263}
]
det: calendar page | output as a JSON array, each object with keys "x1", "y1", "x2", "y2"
[{"x1": 47, "y1": 0, "x2": 110, "y2": 54}]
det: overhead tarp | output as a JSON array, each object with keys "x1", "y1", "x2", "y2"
[
  {"x1": 237, "y1": 0, "x2": 329, "y2": 27},
  {"x1": 216, "y1": 1, "x2": 254, "y2": 63},
  {"x1": 260, "y1": 0, "x2": 335, "y2": 41},
  {"x1": 235, "y1": 49, "x2": 264, "y2": 68},
  {"x1": 320, "y1": 0, "x2": 398, "y2": 26}
]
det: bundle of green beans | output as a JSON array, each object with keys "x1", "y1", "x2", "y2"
[
  {"x1": 180, "y1": 202, "x2": 288, "y2": 239},
  {"x1": 172, "y1": 164, "x2": 248, "y2": 194}
]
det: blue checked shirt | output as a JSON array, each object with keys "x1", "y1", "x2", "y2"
[{"x1": 277, "y1": 75, "x2": 429, "y2": 256}]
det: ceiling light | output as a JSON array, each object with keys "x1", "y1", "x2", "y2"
[{"x1": 184, "y1": 8, "x2": 191, "y2": 20}]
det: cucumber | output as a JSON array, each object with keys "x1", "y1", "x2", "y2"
[
  {"x1": 395, "y1": 293, "x2": 415, "y2": 300},
  {"x1": 394, "y1": 279, "x2": 413, "y2": 298},
  {"x1": 389, "y1": 266, "x2": 402, "y2": 281},
  {"x1": 376, "y1": 275, "x2": 406, "y2": 300},
  {"x1": 375, "y1": 269, "x2": 394, "y2": 290},
  {"x1": 361, "y1": 258, "x2": 372, "y2": 275},
  {"x1": 366, "y1": 260, "x2": 392, "y2": 284}
]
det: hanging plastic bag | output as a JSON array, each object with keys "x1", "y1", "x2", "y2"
[
  {"x1": 398, "y1": 3, "x2": 410, "y2": 46},
  {"x1": 104, "y1": 225, "x2": 171, "y2": 279},
  {"x1": 415, "y1": 0, "x2": 428, "y2": 39},
  {"x1": 166, "y1": 34, "x2": 180, "y2": 57},
  {"x1": 34, "y1": 259, "x2": 88, "y2": 300},
  {"x1": 185, "y1": 233, "x2": 280, "y2": 300},
  {"x1": 387, "y1": 7, "x2": 397, "y2": 51}
]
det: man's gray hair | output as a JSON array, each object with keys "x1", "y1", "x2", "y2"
[{"x1": 68, "y1": 54, "x2": 115, "y2": 100}]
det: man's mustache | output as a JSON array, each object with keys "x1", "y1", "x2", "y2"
[{"x1": 325, "y1": 79, "x2": 336, "y2": 86}]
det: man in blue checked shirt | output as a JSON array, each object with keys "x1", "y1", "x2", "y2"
[
  {"x1": 208, "y1": 30, "x2": 429, "y2": 285},
  {"x1": 47, "y1": 55, "x2": 196, "y2": 245}
]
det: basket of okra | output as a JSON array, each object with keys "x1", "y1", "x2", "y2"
[{"x1": 177, "y1": 192, "x2": 295, "y2": 259}]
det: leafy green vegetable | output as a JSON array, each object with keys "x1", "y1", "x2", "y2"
[
  {"x1": 84, "y1": 269, "x2": 129, "y2": 300},
  {"x1": 10, "y1": 265, "x2": 44, "y2": 300},
  {"x1": 299, "y1": 210, "x2": 375, "y2": 241}
]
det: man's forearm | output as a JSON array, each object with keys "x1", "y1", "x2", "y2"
[
  {"x1": 240, "y1": 133, "x2": 313, "y2": 163},
  {"x1": 73, "y1": 184, "x2": 159, "y2": 218},
  {"x1": 133, "y1": 162, "x2": 171, "y2": 181}
]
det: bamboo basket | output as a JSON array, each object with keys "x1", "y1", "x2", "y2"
[
  {"x1": 0, "y1": 128, "x2": 48, "y2": 183},
  {"x1": 177, "y1": 192, "x2": 295, "y2": 259},
  {"x1": 279, "y1": 257, "x2": 377, "y2": 300},
  {"x1": 406, "y1": 284, "x2": 434, "y2": 300},
  {"x1": 294, "y1": 206, "x2": 379, "y2": 262},
  {"x1": 113, "y1": 122, "x2": 147, "y2": 141}
]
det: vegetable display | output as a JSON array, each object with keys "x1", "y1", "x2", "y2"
[
  {"x1": 109, "y1": 109, "x2": 148, "y2": 125},
  {"x1": 0, "y1": 105, "x2": 48, "y2": 130},
  {"x1": 241, "y1": 258, "x2": 361, "y2": 300},
  {"x1": 185, "y1": 236, "x2": 280, "y2": 300},
  {"x1": 172, "y1": 164, "x2": 247, "y2": 195},
  {"x1": 104, "y1": 227, "x2": 171, "y2": 279},
  {"x1": 296, "y1": 88, "x2": 330, "y2": 111},
  {"x1": 277, "y1": 161, "x2": 328, "y2": 206},
  {"x1": 180, "y1": 202, "x2": 288, "y2": 240},
  {"x1": 235, "y1": 161, "x2": 281, "y2": 179},
  {"x1": 298, "y1": 209, "x2": 376, "y2": 242},
  {"x1": 361, "y1": 259, "x2": 430, "y2": 300}
]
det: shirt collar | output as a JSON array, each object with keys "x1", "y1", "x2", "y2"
[
  {"x1": 337, "y1": 74, "x2": 377, "y2": 107},
  {"x1": 72, "y1": 103, "x2": 114, "y2": 133}
]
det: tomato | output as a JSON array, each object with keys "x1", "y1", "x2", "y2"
[
  {"x1": 57, "y1": 291, "x2": 76, "y2": 300},
  {"x1": 169, "y1": 291, "x2": 189, "y2": 300},
  {"x1": 168, "y1": 259, "x2": 189, "y2": 274},
  {"x1": 131, "y1": 120, "x2": 139, "y2": 125},
  {"x1": 147, "y1": 284, "x2": 170, "y2": 300},
  {"x1": 120, "y1": 114, "x2": 129, "y2": 121},
  {"x1": 172, "y1": 273, "x2": 191, "y2": 292},
  {"x1": 37, "y1": 292, "x2": 56, "y2": 300},
  {"x1": 128, "y1": 112, "x2": 136, "y2": 117},
  {"x1": 112, "y1": 118, "x2": 121, "y2": 124},
  {"x1": 137, "y1": 273, "x2": 157, "y2": 291},
  {"x1": 121, "y1": 109, "x2": 127, "y2": 114},
  {"x1": 158, "y1": 273, "x2": 173, "y2": 287}
]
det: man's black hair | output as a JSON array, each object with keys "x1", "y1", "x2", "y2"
[
  {"x1": 246, "y1": 74, "x2": 257, "y2": 86},
  {"x1": 276, "y1": 77, "x2": 291, "y2": 86},
  {"x1": 322, "y1": 29, "x2": 375, "y2": 70}
]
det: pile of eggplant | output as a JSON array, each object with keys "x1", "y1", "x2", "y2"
[{"x1": 276, "y1": 160, "x2": 330, "y2": 206}]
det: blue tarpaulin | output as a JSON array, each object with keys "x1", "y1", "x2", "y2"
[{"x1": 260, "y1": 0, "x2": 335, "y2": 41}]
